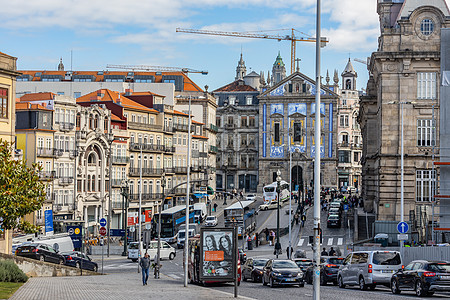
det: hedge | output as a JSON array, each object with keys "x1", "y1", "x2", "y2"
[{"x1": 0, "y1": 260, "x2": 28, "y2": 283}]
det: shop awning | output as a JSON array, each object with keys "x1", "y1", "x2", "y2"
[{"x1": 193, "y1": 193, "x2": 208, "y2": 198}]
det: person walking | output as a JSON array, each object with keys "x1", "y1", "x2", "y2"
[
  {"x1": 328, "y1": 247, "x2": 336, "y2": 256},
  {"x1": 301, "y1": 213, "x2": 306, "y2": 227},
  {"x1": 321, "y1": 247, "x2": 328, "y2": 256},
  {"x1": 140, "y1": 253, "x2": 151, "y2": 285}
]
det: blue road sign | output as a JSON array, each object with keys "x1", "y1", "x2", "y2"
[
  {"x1": 67, "y1": 225, "x2": 82, "y2": 249},
  {"x1": 397, "y1": 221, "x2": 409, "y2": 234},
  {"x1": 343, "y1": 204, "x2": 349, "y2": 211},
  {"x1": 99, "y1": 218, "x2": 107, "y2": 227},
  {"x1": 44, "y1": 210, "x2": 53, "y2": 234}
]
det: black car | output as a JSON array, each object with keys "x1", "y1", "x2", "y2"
[
  {"x1": 305, "y1": 256, "x2": 344, "y2": 285},
  {"x1": 262, "y1": 259, "x2": 304, "y2": 288},
  {"x1": 15, "y1": 243, "x2": 65, "y2": 265},
  {"x1": 391, "y1": 260, "x2": 450, "y2": 296},
  {"x1": 242, "y1": 258, "x2": 269, "y2": 282},
  {"x1": 293, "y1": 258, "x2": 313, "y2": 279},
  {"x1": 61, "y1": 251, "x2": 98, "y2": 272},
  {"x1": 327, "y1": 214, "x2": 341, "y2": 228}
]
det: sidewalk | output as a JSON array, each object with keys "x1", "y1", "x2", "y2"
[{"x1": 10, "y1": 272, "x2": 254, "y2": 300}]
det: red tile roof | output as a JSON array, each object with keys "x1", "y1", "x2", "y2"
[
  {"x1": 16, "y1": 102, "x2": 52, "y2": 111},
  {"x1": 19, "y1": 92, "x2": 55, "y2": 102},
  {"x1": 192, "y1": 120, "x2": 204, "y2": 125},
  {"x1": 213, "y1": 80, "x2": 257, "y2": 92},
  {"x1": 173, "y1": 110, "x2": 189, "y2": 116},
  {"x1": 0, "y1": 51, "x2": 15, "y2": 58},
  {"x1": 192, "y1": 135, "x2": 208, "y2": 139}
]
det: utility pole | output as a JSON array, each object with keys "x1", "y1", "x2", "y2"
[{"x1": 184, "y1": 96, "x2": 192, "y2": 287}]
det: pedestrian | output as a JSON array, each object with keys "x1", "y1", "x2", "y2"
[
  {"x1": 321, "y1": 247, "x2": 328, "y2": 256},
  {"x1": 140, "y1": 252, "x2": 151, "y2": 285},
  {"x1": 286, "y1": 246, "x2": 293, "y2": 259},
  {"x1": 213, "y1": 203, "x2": 218, "y2": 212},
  {"x1": 301, "y1": 213, "x2": 306, "y2": 227},
  {"x1": 328, "y1": 247, "x2": 336, "y2": 256},
  {"x1": 255, "y1": 232, "x2": 259, "y2": 247},
  {"x1": 265, "y1": 228, "x2": 269, "y2": 242},
  {"x1": 294, "y1": 213, "x2": 299, "y2": 225}
]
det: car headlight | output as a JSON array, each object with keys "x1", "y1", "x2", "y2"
[
  {"x1": 297, "y1": 271, "x2": 303, "y2": 277},
  {"x1": 273, "y1": 272, "x2": 281, "y2": 276}
]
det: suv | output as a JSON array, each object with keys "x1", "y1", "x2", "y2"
[
  {"x1": 205, "y1": 216, "x2": 218, "y2": 227},
  {"x1": 338, "y1": 250, "x2": 403, "y2": 290}
]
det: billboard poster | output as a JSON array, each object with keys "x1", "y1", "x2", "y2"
[
  {"x1": 127, "y1": 211, "x2": 138, "y2": 226},
  {"x1": 200, "y1": 227, "x2": 236, "y2": 281},
  {"x1": 67, "y1": 225, "x2": 82, "y2": 249},
  {"x1": 44, "y1": 209, "x2": 54, "y2": 236}
]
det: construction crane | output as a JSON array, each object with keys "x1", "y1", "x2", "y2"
[
  {"x1": 106, "y1": 64, "x2": 208, "y2": 75},
  {"x1": 353, "y1": 58, "x2": 369, "y2": 66},
  {"x1": 176, "y1": 28, "x2": 328, "y2": 74}
]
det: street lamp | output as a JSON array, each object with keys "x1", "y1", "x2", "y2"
[
  {"x1": 275, "y1": 169, "x2": 282, "y2": 258},
  {"x1": 156, "y1": 173, "x2": 166, "y2": 279},
  {"x1": 120, "y1": 180, "x2": 130, "y2": 256},
  {"x1": 223, "y1": 161, "x2": 228, "y2": 205},
  {"x1": 107, "y1": 132, "x2": 114, "y2": 257}
]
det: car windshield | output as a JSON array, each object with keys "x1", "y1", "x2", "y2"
[
  {"x1": 264, "y1": 187, "x2": 275, "y2": 192},
  {"x1": 206, "y1": 217, "x2": 215, "y2": 221},
  {"x1": 328, "y1": 258, "x2": 344, "y2": 265},
  {"x1": 328, "y1": 215, "x2": 339, "y2": 220},
  {"x1": 427, "y1": 263, "x2": 450, "y2": 273},
  {"x1": 295, "y1": 260, "x2": 313, "y2": 267},
  {"x1": 372, "y1": 252, "x2": 401, "y2": 265},
  {"x1": 273, "y1": 260, "x2": 298, "y2": 269},
  {"x1": 178, "y1": 232, "x2": 186, "y2": 239},
  {"x1": 129, "y1": 243, "x2": 139, "y2": 249},
  {"x1": 254, "y1": 259, "x2": 268, "y2": 267}
]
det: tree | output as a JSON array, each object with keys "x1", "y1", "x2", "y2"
[{"x1": 0, "y1": 140, "x2": 46, "y2": 233}]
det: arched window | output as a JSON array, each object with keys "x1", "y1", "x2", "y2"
[
  {"x1": 156, "y1": 181, "x2": 161, "y2": 194},
  {"x1": 130, "y1": 155, "x2": 134, "y2": 169},
  {"x1": 143, "y1": 181, "x2": 148, "y2": 194},
  {"x1": 138, "y1": 134, "x2": 142, "y2": 144},
  {"x1": 138, "y1": 155, "x2": 142, "y2": 169},
  {"x1": 89, "y1": 115, "x2": 93, "y2": 130},
  {"x1": 150, "y1": 135, "x2": 154, "y2": 145},
  {"x1": 104, "y1": 117, "x2": 108, "y2": 131},
  {"x1": 143, "y1": 156, "x2": 148, "y2": 169},
  {"x1": 130, "y1": 134, "x2": 135, "y2": 144},
  {"x1": 156, "y1": 156, "x2": 161, "y2": 169},
  {"x1": 88, "y1": 153, "x2": 96, "y2": 165},
  {"x1": 149, "y1": 181, "x2": 153, "y2": 194},
  {"x1": 94, "y1": 115, "x2": 99, "y2": 129},
  {"x1": 143, "y1": 135, "x2": 148, "y2": 144},
  {"x1": 76, "y1": 113, "x2": 81, "y2": 128},
  {"x1": 149, "y1": 156, "x2": 153, "y2": 169}
]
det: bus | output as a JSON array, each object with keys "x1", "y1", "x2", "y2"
[
  {"x1": 263, "y1": 181, "x2": 290, "y2": 204},
  {"x1": 223, "y1": 200, "x2": 258, "y2": 237},
  {"x1": 152, "y1": 205, "x2": 195, "y2": 244}
]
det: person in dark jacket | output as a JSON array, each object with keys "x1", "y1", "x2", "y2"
[{"x1": 140, "y1": 253, "x2": 151, "y2": 285}]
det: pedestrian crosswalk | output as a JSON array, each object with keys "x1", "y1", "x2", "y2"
[{"x1": 297, "y1": 236, "x2": 345, "y2": 248}]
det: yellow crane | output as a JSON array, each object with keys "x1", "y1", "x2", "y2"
[{"x1": 176, "y1": 28, "x2": 328, "y2": 74}]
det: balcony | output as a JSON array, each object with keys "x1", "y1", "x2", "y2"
[
  {"x1": 54, "y1": 204, "x2": 62, "y2": 211},
  {"x1": 164, "y1": 168, "x2": 174, "y2": 174},
  {"x1": 129, "y1": 143, "x2": 165, "y2": 153},
  {"x1": 128, "y1": 121, "x2": 162, "y2": 131},
  {"x1": 174, "y1": 188, "x2": 187, "y2": 194},
  {"x1": 209, "y1": 124, "x2": 218, "y2": 132},
  {"x1": 209, "y1": 145, "x2": 218, "y2": 153},
  {"x1": 338, "y1": 142, "x2": 350, "y2": 148},
  {"x1": 37, "y1": 148, "x2": 60, "y2": 158},
  {"x1": 112, "y1": 156, "x2": 129, "y2": 164},
  {"x1": 174, "y1": 167, "x2": 187, "y2": 174},
  {"x1": 111, "y1": 179, "x2": 123, "y2": 187},
  {"x1": 58, "y1": 177, "x2": 74, "y2": 186},
  {"x1": 199, "y1": 151, "x2": 207, "y2": 158},
  {"x1": 173, "y1": 123, "x2": 189, "y2": 131},
  {"x1": 164, "y1": 126, "x2": 175, "y2": 133},
  {"x1": 129, "y1": 167, "x2": 163, "y2": 177},
  {"x1": 225, "y1": 123, "x2": 235, "y2": 129},
  {"x1": 39, "y1": 171, "x2": 56, "y2": 180},
  {"x1": 128, "y1": 193, "x2": 163, "y2": 201},
  {"x1": 69, "y1": 150, "x2": 78, "y2": 158},
  {"x1": 59, "y1": 122, "x2": 75, "y2": 132},
  {"x1": 112, "y1": 201, "x2": 123, "y2": 209},
  {"x1": 164, "y1": 146, "x2": 175, "y2": 153}
]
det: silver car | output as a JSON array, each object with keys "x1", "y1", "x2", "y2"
[{"x1": 338, "y1": 250, "x2": 403, "y2": 290}]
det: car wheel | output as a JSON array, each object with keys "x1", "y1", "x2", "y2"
[
  {"x1": 270, "y1": 277, "x2": 274, "y2": 288},
  {"x1": 169, "y1": 253, "x2": 175, "y2": 260},
  {"x1": 359, "y1": 277, "x2": 367, "y2": 291},
  {"x1": 415, "y1": 280, "x2": 426, "y2": 297},
  {"x1": 391, "y1": 279, "x2": 401, "y2": 294},
  {"x1": 40, "y1": 255, "x2": 45, "y2": 262},
  {"x1": 333, "y1": 281, "x2": 338, "y2": 286},
  {"x1": 338, "y1": 276, "x2": 346, "y2": 289},
  {"x1": 93, "y1": 265, "x2": 98, "y2": 272},
  {"x1": 132, "y1": 259, "x2": 137, "y2": 262},
  {"x1": 75, "y1": 262, "x2": 81, "y2": 269},
  {"x1": 262, "y1": 276, "x2": 267, "y2": 286}
]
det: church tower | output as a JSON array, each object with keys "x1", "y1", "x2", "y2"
[
  {"x1": 235, "y1": 53, "x2": 247, "y2": 80},
  {"x1": 57, "y1": 57, "x2": 64, "y2": 71},
  {"x1": 341, "y1": 58, "x2": 357, "y2": 91},
  {"x1": 272, "y1": 51, "x2": 286, "y2": 85}
]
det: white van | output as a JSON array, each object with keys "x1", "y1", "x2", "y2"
[
  {"x1": 128, "y1": 241, "x2": 176, "y2": 262},
  {"x1": 35, "y1": 235, "x2": 74, "y2": 253},
  {"x1": 176, "y1": 229, "x2": 196, "y2": 249},
  {"x1": 194, "y1": 203, "x2": 207, "y2": 223}
]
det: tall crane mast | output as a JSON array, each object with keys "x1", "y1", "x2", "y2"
[
  {"x1": 106, "y1": 64, "x2": 208, "y2": 75},
  {"x1": 176, "y1": 28, "x2": 328, "y2": 74}
]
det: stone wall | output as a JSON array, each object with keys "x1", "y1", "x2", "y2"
[{"x1": 0, "y1": 253, "x2": 99, "y2": 277}]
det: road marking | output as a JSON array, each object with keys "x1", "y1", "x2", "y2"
[
  {"x1": 327, "y1": 238, "x2": 333, "y2": 246},
  {"x1": 167, "y1": 274, "x2": 181, "y2": 279},
  {"x1": 337, "y1": 238, "x2": 343, "y2": 245},
  {"x1": 297, "y1": 238, "x2": 305, "y2": 247}
]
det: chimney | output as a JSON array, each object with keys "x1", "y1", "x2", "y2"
[{"x1": 125, "y1": 89, "x2": 133, "y2": 96}]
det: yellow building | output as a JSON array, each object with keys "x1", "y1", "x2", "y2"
[{"x1": 0, "y1": 51, "x2": 20, "y2": 254}]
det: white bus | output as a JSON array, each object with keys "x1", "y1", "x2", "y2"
[
  {"x1": 224, "y1": 200, "x2": 258, "y2": 237},
  {"x1": 263, "y1": 181, "x2": 290, "y2": 204}
]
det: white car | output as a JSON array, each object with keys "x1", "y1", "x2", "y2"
[
  {"x1": 128, "y1": 241, "x2": 176, "y2": 262},
  {"x1": 205, "y1": 216, "x2": 218, "y2": 226},
  {"x1": 258, "y1": 202, "x2": 279, "y2": 211},
  {"x1": 246, "y1": 194, "x2": 257, "y2": 201}
]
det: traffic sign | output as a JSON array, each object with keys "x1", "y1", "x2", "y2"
[
  {"x1": 99, "y1": 218, "x2": 107, "y2": 227},
  {"x1": 397, "y1": 222, "x2": 409, "y2": 234},
  {"x1": 343, "y1": 204, "x2": 349, "y2": 211},
  {"x1": 397, "y1": 234, "x2": 408, "y2": 241},
  {"x1": 99, "y1": 226, "x2": 107, "y2": 236}
]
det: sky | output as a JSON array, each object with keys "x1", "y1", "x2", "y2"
[{"x1": 1, "y1": 0, "x2": 382, "y2": 92}]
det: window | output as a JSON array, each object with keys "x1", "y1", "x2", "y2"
[
  {"x1": 342, "y1": 133, "x2": 349, "y2": 145},
  {"x1": 249, "y1": 116, "x2": 255, "y2": 127},
  {"x1": 241, "y1": 134, "x2": 247, "y2": 146},
  {"x1": 416, "y1": 170, "x2": 436, "y2": 202},
  {"x1": 229, "y1": 96, "x2": 236, "y2": 105},
  {"x1": 0, "y1": 88, "x2": 8, "y2": 118},
  {"x1": 246, "y1": 96, "x2": 252, "y2": 105},
  {"x1": 293, "y1": 122, "x2": 302, "y2": 142},
  {"x1": 354, "y1": 152, "x2": 359, "y2": 163},
  {"x1": 274, "y1": 122, "x2": 280, "y2": 143},
  {"x1": 421, "y1": 19, "x2": 434, "y2": 36},
  {"x1": 45, "y1": 138, "x2": 52, "y2": 149},
  {"x1": 338, "y1": 150, "x2": 350, "y2": 163},
  {"x1": 38, "y1": 137, "x2": 44, "y2": 149},
  {"x1": 241, "y1": 116, "x2": 247, "y2": 127},
  {"x1": 339, "y1": 115, "x2": 349, "y2": 127},
  {"x1": 417, "y1": 72, "x2": 436, "y2": 99},
  {"x1": 417, "y1": 119, "x2": 435, "y2": 147}
]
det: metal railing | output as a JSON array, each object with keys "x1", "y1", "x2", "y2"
[
  {"x1": 128, "y1": 122, "x2": 162, "y2": 131},
  {"x1": 111, "y1": 179, "x2": 123, "y2": 187},
  {"x1": 59, "y1": 122, "x2": 75, "y2": 131},
  {"x1": 38, "y1": 171, "x2": 56, "y2": 179},
  {"x1": 164, "y1": 146, "x2": 175, "y2": 153},
  {"x1": 128, "y1": 193, "x2": 163, "y2": 201},
  {"x1": 58, "y1": 177, "x2": 74, "y2": 185},
  {"x1": 129, "y1": 143, "x2": 165, "y2": 152},
  {"x1": 209, "y1": 124, "x2": 218, "y2": 132},
  {"x1": 174, "y1": 167, "x2": 187, "y2": 173},
  {"x1": 209, "y1": 145, "x2": 218, "y2": 153},
  {"x1": 173, "y1": 123, "x2": 189, "y2": 131},
  {"x1": 112, "y1": 156, "x2": 129, "y2": 164},
  {"x1": 129, "y1": 167, "x2": 163, "y2": 176}
]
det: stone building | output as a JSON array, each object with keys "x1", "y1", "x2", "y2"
[
  {"x1": 258, "y1": 62, "x2": 339, "y2": 192},
  {"x1": 359, "y1": 0, "x2": 450, "y2": 241}
]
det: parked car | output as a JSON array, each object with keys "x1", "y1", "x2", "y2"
[
  {"x1": 293, "y1": 258, "x2": 313, "y2": 279},
  {"x1": 327, "y1": 214, "x2": 341, "y2": 228},
  {"x1": 259, "y1": 202, "x2": 279, "y2": 211},
  {"x1": 294, "y1": 249, "x2": 307, "y2": 258},
  {"x1": 328, "y1": 207, "x2": 341, "y2": 216},
  {"x1": 246, "y1": 194, "x2": 257, "y2": 201},
  {"x1": 391, "y1": 260, "x2": 450, "y2": 296},
  {"x1": 205, "y1": 215, "x2": 218, "y2": 227},
  {"x1": 262, "y1": 259, "x2": 304, "y2": 288},
  {"x1": 338, "y1": 250, "x2": 403, "y2": 290},
  {"x1": 329, "y1": 201, "x2": 342, "y2": 210},
  {"x1": 61, "y1": 251, "x2": 98, "y2": 272},
  {"x1": 15, "y1": 243, "x2": 65, "y2": 265},
  {"x1": 242, "y1": 258, "x2": 269, "y2": 282},
  {"x1": 305, "y1": 256, "x2": 344, "y2": 285}
]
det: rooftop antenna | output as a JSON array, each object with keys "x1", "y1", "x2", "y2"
[{"x1": 71, "y1": 50, "x2": 73, "y2": 71}]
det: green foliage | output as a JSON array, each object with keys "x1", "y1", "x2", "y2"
[
  {"x1": 0, "y1": 140, "x2": 46, "y2": 233},
  {"x1": 0, "y1": 260, "x2": 28, "y2": 283}
]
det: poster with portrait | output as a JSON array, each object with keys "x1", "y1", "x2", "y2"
[{"x1": 199, "y1": 227, "x2": 236, "y2": 281}]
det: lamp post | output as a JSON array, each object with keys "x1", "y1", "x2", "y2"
[
  {"x1": 275, "y1": 169, "x2": 282, "y2": 258},
  {"x1": 120, "y1": 180, "x2": 130, "y2": 256},
  {"x1": 107, "y1": 132, "x2": 114, "y2": 257},
  {"x1": 184, "y1": 95, "x2": 192, "y2": 288},
  {"x1": 223, "y1": 161, "x2": 228, "y2": 205},
  {"x1": 156, "y1": 173, "x2": 166, "y2": 279}
]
